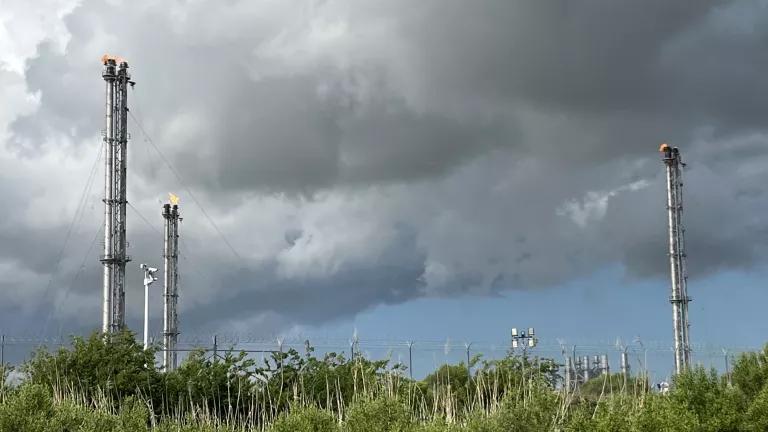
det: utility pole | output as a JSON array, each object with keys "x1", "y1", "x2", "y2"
[
  {"x1": 100, "y1": 55, "x2": 134, "y2": 333},
  {"x1": 1, "y1": 334, "x2": 4, "y2": 386},
  {"x1": 162, "y1": 195, "x2": 181, "y2": 371},
  {"x1": 407, "y1": 341, "x2": 414, "y2": 379},
  {"x1": 661, "y1": 143, "x2": 691, "y2": 374},
  {"x1": 465, "y1": 342, "x2": 473, "y2": 382},
  {"x1": 349, "y1": 334, "x2": 359, "y2": 361},
  {"x1": 140, "y1": 264, "x2": 158, "y2": 350}
]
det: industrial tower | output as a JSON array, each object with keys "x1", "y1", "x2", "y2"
[
  {"x1": 101, "y1": 55, "x2": 134, "y2": 333},
  {"x1": 661, "y1": 143, "x2": 691, "y2": 374},
  {"x1": 162, "y1": 196, "x2": 181, "y2": 371}
]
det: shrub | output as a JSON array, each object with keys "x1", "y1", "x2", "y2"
[{"x1": 270, "y1": 405, "x2": 339, "y2": 432}]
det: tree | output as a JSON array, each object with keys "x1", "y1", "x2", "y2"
[
  {"x1": 24, "y1": 330, "x2": 159, "y2": 402},
  {"x1": 732, "y1": 344, "x2": 768, "y2": 401}
]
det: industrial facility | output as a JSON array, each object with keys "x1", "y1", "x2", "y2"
[
  {"x1": 92, "y1": 55, "x2": 694, "y2": 378},
  {"x1": 98, "y1": 55, "x2": 182, "y2": 369}
]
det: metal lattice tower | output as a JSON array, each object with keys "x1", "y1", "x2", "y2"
[
  {"x1": 162, "y1": 200, "x2": 181, "y2": 371},
  {"x1": 661, "y1": 143, "x2": 692, "y2": 374},
  {"x1": 101, "y1": 56, "x2": 134, "y2": 333}
]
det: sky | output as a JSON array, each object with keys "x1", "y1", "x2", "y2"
[{"x1": 1, "y1": 0, "x2": 768, "y2": 378}]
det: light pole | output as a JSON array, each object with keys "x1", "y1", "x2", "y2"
[
  {"x1": 140, "y1": 264, "x2": 158, "y2": 350},
  {"x1": 511, "y1": 327, "x2": 538, "y2": 358}
]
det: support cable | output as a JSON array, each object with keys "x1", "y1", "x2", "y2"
[
  {"x1": 127, "y1": 110, "x2": 243, "y2": 264},
  {"x1": 46, "y1": 224, "x2": 104, "y2": 337},
  {"x1": 127, "y1": 202, "x2": 212, "y2": 287},
  {"x1": 37, "y1": 141, "x2": 104, "y2": 335}
]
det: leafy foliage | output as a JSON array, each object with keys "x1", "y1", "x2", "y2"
[{"x1": 7, "y1": 332, "x2": 768, "y2": 431}]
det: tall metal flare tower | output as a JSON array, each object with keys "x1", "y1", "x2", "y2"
[
  {"x1": 101, "y1": 55, "x2": 134, "y2": 333},
  {"x1": 661, "y1": 143, "x2": 691, "y2": 374},
  {"x1": 162, "y1": 196, "x2": 181, "y2": 371}
]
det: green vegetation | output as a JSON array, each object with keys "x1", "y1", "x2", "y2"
[{"x1": 2, "y1": 330, "x2": 768, "y2": 431}]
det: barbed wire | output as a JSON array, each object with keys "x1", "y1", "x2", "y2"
[{"x1": 0, "y1": 334, "x2": 758, "y2": 358}]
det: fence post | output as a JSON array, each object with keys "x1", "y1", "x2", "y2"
[
  {"x1": 212, "y1": 334, "x2": 218, "y2": 360},
  {"x1": 1, "y1": 334, "x2": 5, "y2": 387},
  {"x1": 407, "y1": 341, "x2": 414, "y2": 380},
  {"x1": 466, "y1": 342, "x2": 473, "y2": 382}
]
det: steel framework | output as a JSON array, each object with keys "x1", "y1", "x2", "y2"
[
  {"x1": 101, "y1": 56, "x2": 133, "y2": 333},
  {"x1": 162, "y1": 201, "x2": 181, "y2": 371},
  {"x1": 661, "y1": 143, "x2": 691, "y2": 374}
]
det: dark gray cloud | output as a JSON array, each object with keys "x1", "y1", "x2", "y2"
[{"x1": 3, "y1": 0, "x2": 768, "y2": 337}]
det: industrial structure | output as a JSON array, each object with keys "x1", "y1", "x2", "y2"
[
  {"x1": 563, "y1": 352, "x2": 610, "y2": 390},
  {"x1": 661, "y1": 143, "x2": 692, "y2": 374},
  {"x1": 100, "y1": 55, "x2": 134, "y2": 333},
  {"x1": 162, "y1": 195, "x2": 181, "y2": 371},
  {"x1": 620, "y1": 350, "x2": 630, "y2": 388}
]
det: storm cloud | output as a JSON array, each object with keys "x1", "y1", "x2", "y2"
[{"x1": 2, "y1": 0, "x2": 768, "y2": 336}]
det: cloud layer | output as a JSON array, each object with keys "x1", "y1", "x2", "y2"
[{"x1": 2, "y1": 0, "x2": 768, "y2": 336}]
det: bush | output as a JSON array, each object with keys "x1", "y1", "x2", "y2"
[
  {"x1": 671, "y1": 367, "x2": 744, "y2": 432},
  {"x1": 344, "y1": 397, "x2": 413, "y2": 432},
  {"x1": 270, "y1": 405, "x2": 339, "y2": 432}
]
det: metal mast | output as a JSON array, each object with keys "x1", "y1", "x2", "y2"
[
  {"x1": 162, "y1": 196, "x2": 181, "y2": 371},
  {"x1": 101, "y1": 55, "x2": 133, "y2": 333},
  {"x1": 661, "y1": 143, "x2": 691, "y2": 374}
]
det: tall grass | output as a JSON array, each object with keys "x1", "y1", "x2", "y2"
[{"x1": 5, "y1": 332, "x2": 768, "y2": 431}]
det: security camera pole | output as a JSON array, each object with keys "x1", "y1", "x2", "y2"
[{"x1": 140, "y1": 264, "x2": 158, "y2": 350}]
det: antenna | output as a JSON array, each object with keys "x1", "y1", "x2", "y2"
[{"x1": 661, "y1": 144, "x2": 692, "y2": 374}]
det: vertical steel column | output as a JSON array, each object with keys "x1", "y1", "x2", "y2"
[
  {"x1": 661, "y1": 144, "x2": 690, "y2": 374},
  {"x1": 101, "y1": 56, "x2": 133, "y2": 333},
  {"x1": 170, "y1": 204, "x2": 179, "y2": 369},
  {"x1": 162, "y1": 204, "x2": 172, "y2": 369},
  {"x1": 101, "y1": 59, "x2": 116, "y2": 333},
  {"x1": 162, "y1": 202, "x2": 180, "y2": 370},
  {"x1": 114, "y1": 61, "x2": 131, "y2": 330},
  {"x1": 674, "y1": 158, "x2": 692, "y2": 367}
]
